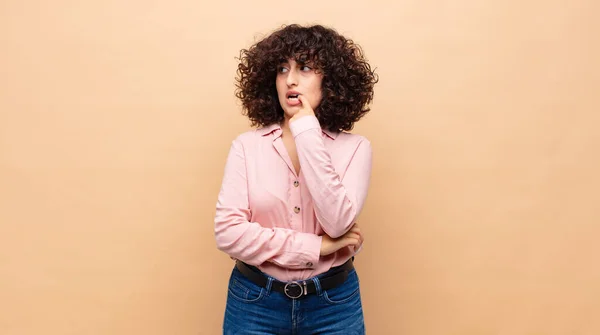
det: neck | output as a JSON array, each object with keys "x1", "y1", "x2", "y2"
[{"x1": 281, "y1": 116, "x2": 292, "y2": 137}]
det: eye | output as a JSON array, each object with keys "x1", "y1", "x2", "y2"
[
  {"x1": 277, "y1": 66, "x2": 289, "y2": 73},
  {"x1": 300, "y1": 65, "x2": 312, "y2": 71}
]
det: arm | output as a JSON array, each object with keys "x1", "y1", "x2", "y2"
[
  {"x1": 290, "y1": 116, "x2": 373, "y2": 238},
  {"x1": 214, "y1": 137, "x2": 322, "y2": 268}
]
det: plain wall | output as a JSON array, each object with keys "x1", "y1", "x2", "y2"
[{"x1": 1, "y1": 0, "x2": 599, "y2": 334}]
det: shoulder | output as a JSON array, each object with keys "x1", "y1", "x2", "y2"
[
  {"x1": 231, "y1": 127, "x2": 267, "y2": 144},
  {"x1": 335, "y1": 131, "x2": 372, "y2": 149},
  {"x1": 228, "y1": 126, "x2": 275, "y2": 154}
]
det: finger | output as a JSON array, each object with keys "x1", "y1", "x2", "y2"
[
  {"x1": 338, "y1": 229, "x2": 354, "y2": 240},
  {"x1": 352, "y1": 239, "x2": 362, "y2": 250},
  {"x1": 348, "y1": 224, "x2": 360, "y2": 232},
  {"x1": 344, "y1": 232, "x2": 360, "y2": 240},
  {"x1": 356, "y1": 231, "x2": 363, "y2": 243},
  {"x1": 352, "y1": 226, "x2": 363, "y2": 242},
  {"x1": 349, "y1": 226, "x2": 361, "y2": 235},
  {"x1": 342, "y1": 236, "x2": 360, "y2": 247},
  {"x1": 297, "y1": 95, "x2": 315, "y2": 113},
  {"x1": 297, "y1": 94, "x2": 308, "y2": 106}
]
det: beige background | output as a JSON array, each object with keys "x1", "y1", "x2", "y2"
[{"x1": 1, "y1": 0, "x2": 599, "y2": 334}]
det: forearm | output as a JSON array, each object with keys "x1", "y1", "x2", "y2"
[
  {"x1": 215, "y1": 208, "x2": 322, "y2": 268},
  {"x1": 290, "y1": 116, "x2": 373, "y2": 238}
]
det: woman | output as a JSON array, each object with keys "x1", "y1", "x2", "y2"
[{"x1": 214, "y1": 24, "x2": 378, "y2": 334}]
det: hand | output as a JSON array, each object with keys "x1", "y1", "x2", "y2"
[
  {"x1": 320, "y1": 223, "x2": 364, "y2": 256},
  {"x1": 353, "y1": 223, "x2": 365, "y2": 253},
  {"x1": 289, "y1": 95, "x2": 315, "y2": 123}
]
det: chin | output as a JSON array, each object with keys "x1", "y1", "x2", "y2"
[{"x1": 283, "y1": 108, "x2": 299, "y2": 119}]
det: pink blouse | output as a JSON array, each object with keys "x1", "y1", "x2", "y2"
[{"x1": 214, "y1": 115, "x2": 372, "y2": 281}]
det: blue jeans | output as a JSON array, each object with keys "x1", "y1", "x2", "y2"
[{"x1": 223, "y1": 265, "x2": 365, "y2": 334}]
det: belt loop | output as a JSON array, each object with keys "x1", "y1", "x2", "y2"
[
  {"x1": 265, "y1": 276, "x2": 274, "y2": 295},
  {"x1": 312, "y1": 276, "x2": 323, "y2": 296}
]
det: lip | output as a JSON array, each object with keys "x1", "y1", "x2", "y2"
[
  {"x1": 286, "y1": 90, "x2": 301, "y2": 98},
  {"x1": 285, "y1": 90, "x2": 302, "y2": 106}
]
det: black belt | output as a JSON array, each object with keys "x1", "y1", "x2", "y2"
[{"x1": 235, "y1": 259, "x2": 354, "y2": 299}]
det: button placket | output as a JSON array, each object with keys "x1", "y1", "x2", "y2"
[{"x1": 289, "y1": 173, "x2": 303, "y2": 229}]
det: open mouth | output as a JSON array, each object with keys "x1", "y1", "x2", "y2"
[{"x1": 285, "y1": 91, "x2": 302, "y2": 105}]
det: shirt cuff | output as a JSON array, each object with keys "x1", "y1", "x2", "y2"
[
  {"x1": 298, "y1": 234, "x2": 322, "y2": 269},
  {"x1": 290, "y1": 115, "x2": 321, "y2": 138}
]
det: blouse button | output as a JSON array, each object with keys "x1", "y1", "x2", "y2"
[
  {"x1": 294, "y1": 206, "x2": 301, "y2": 214},
  {"x1": 293, "y1": 180, "x2": 300, "y2": 187}
]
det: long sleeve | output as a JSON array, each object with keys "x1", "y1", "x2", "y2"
[
  {"x1": 291, "y1": 116, "x2": 373, "y2": 238},
  {"x1": 214, "y1": 137, "x2": 322, "y2": 268}
]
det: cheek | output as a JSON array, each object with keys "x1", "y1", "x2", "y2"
[
  {"x1": 275, "y1": 82, "x2": 283, "y2": 95},
  {"x1": 313, "y1": 79, "x2": 323, "y2": 103},
  {"x1": 276, "y1": 77, "x2": 287, "y2": 94},
  {"x1": 312, "y1": 86, "x2": 323, "y2": 107}
]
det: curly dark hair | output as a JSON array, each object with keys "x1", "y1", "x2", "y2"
[{"x1": 235, "y1": 24, "x2": 378, "y2": 132}]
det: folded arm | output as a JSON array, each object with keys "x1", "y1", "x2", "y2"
[{"x1": 214, "y1": 137, "x2": 322, "y2": 268}]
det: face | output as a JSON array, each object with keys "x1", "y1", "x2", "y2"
[{"x1": 275, "y1": 58, "x2": 324, "y2": 119}]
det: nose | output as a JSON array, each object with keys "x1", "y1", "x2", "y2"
[{"x1": 286, "y1": 68, "x2": 298, "y2": 87}]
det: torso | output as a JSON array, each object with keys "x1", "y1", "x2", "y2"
[{"x1": 234, "y1": 124, "x2": 367, "y2": 281}]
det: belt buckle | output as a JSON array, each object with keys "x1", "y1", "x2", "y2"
[{"x1": 284, "y1": 281, "x2": 305, "y2": 299}]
